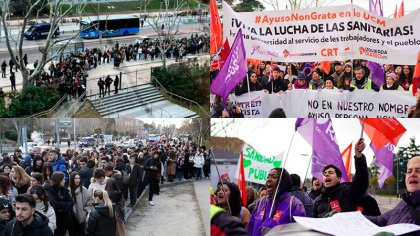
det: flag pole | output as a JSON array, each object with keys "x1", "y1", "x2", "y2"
[
  {"x1": 268, "y1": 130, "x2": 296, "y2": 218},
  {"x1": 302, "y1": 155, "x2": 311, "y2": 189},
  {"x1": 360, "y1": 118, "x2": 365, "y2": 139},
  {"x1": 246, "y1": 72, "x2": 253, "y2": 118},
  {"x1": 210, "y1": 148, "x2": 232, "y2": 214}
]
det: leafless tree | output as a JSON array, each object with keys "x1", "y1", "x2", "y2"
[
  {"x1": 0, "y1": 0, "x2": 87, "y2": 90},
  {"x1": 261, "y1": 0, "x2": 336, "y2": 11},
  {"x1": 148, "y1": 0, "x2": 185, "y2": 68}
]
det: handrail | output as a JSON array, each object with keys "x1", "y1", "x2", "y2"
[
  {"x1": 151, "y1": 76, "x2": 209, "y2": 117},
  {"x1": 55, "y1": 90, "x2": 87, "y2": 118},
  {"x1": 128, "y1": 87, "x2": 172, "y2": 118},
  {"x1": 29, "y1": 94, "x2": 68, "y2": 118}
]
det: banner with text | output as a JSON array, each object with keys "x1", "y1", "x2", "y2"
[
  {"x1": 223, "y1": 2, "x2": 420, "y2": 64},
  {"x1": 234, "y1": 144, "x2": 283, "y2": 185},
  {"x1": 214, "y1": 90, "x2": 416, "y2": 118}
]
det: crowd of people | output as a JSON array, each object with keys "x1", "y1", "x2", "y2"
[
  {"x1": 210, "y1": 60, "x2": 420, "y2": 118},
  {"x1": 211, "y1": 138, "x2": 420, "y2": 235},
  {"x1": 0, "y1": 138, "x2": 210, "y2": 235}
]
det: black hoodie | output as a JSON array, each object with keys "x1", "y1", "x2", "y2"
[{"x1": 3, "y1": 211, "x2": 53, "y2": 236}]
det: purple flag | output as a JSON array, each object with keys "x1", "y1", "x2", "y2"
[
  {"x1": 210, "y1": 29, "x2": 247, "y2": 100},
  {"x1": 371, "y1": 142, "x2": 394, "y2": 189},
  {"x1": 369, "y1": 0, "x2": 383, "y2": 17},
  {"x1": 368, "y1": 61, "x2": 385, "y2": 87},
  {"x1": 368, "y1": 0, "x2": 384, "y2": 87},
  {"x1": 295, "y1": 119, "x2": 349, "y2": 182}
]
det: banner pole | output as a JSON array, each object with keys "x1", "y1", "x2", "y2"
[
  {"x1": 360, "y1": 118, "x2": 365, "y2": 139},
  {"x1": 268, "y1": 130, "x2": 296, "y2": 218},
  {"x1": 210, "y1": 148, "x2": 232, "y2": 214},
  {"x1": 302, "y1": 155, "x2": 312, "y2": 189},
  {"x1": 246, "y1": 72, "x2": 253, "y2": 118}
]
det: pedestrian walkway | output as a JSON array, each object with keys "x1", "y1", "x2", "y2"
[{"x1": 125, "y1": 180, "x2": 208, "y2": 235}]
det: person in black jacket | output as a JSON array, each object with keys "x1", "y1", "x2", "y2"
[
  {"x1": 85, "y1": 189, "x2": 116, "y2": 236},
  {"x1": 290, "y1": 174, "x2": 314, "y2": 217},
  {"x1": 266, "y1": 66, "x2": 288, "y2": 94},
  {"x1": 127, "y1": 155, "x2": 141, "y2": 207},
  {"x1": 114, "y1": 75, "x2": 119, "y2": 94},
  {"x1": 78, "y1": 157, "x2": 94, "y2": 189},
  {"x1": 1, "y1": 60, "x2": 6, "y2": 78},
  {"x1": 4, "y1": 194, "x2": 53, "y2": 236},
  {"x1": 234, "y1": 72, "x2": 265, "y2": 96},
  {"x1": 308, "y1": 177, "x2": 323, "y2": 200},
  {"x1": 97, "y1": 78, "x2": 105, "y2": 98},
  {"x1": 45, "y1": 172, "x2": 74, "y2": 236},
  {"x1": 105, "y1": 75, "x2": 113, "y2": 96},
  {"x1": 356, "y1": 192, "x2": 381, "y2": 216},
  {"x1": 0, "y1": 197, "x2": 15, "y2": 235},
  {"x1": 10, "y1": 72, "x2": 16, "y2": 91},
  {"x1": 137, "y1": 151, "x2": 161, "y2": 206},
  {"x1": 313, "y1": 138, "x2": 369, "y2": 218}
]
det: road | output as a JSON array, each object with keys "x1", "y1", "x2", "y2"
[{"x1": 125, "y1": 180, "x2": 209, "y2": 236}]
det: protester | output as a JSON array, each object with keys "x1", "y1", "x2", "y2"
[
  {"x1": 308, "y1": 177, "x2": 323, "y2": 200},
  {"x1": 85, "y1": 189, "x2": 117, "y2": 236},
  {"x1": 248, "y1": 168, "x2": 306, "y2": 236},
  {"x1": 366, "y1": 156, "x2": 420, "y2": 226},
  {"x1": 138, "y1": 151, "x2": 161, "y2": 206},
  {"x1": 30, "y1": 185, "x2": 57, "y2": 232},
  {"x1": 3, "y1": 194, "x2": 53, "y2": 236},
  {"x1": 216, "y1": 182, "x2": 251, "y2": 229},
  {"x1": 246, "y1": 186, "x2": 258, "y2": 209},
  {"x1": 308, "y1": 69, "x2": 325, "y2": 90},
  {"x1": 11, "y1": 166, "x2": 31, "y2": 194},
  {"x1": 210, "y1": 205, "x2": 249, "y2": 236},
  {"x1": 0, "y1": 197, "x2": 15, "y2": 234},
  {"x1": 381, "y1": 73, "x2": 403, "y2": 91},
  {"x1": 290, "y1": 174, "x2": 314, "y2": 217},
  {"x1": 45, "y1": 172, "x2": 73, "y2": 236},
  {"x1": 69, "y1": 172, "x2": 93, "y2": 236},
  {"x1": 313, "y1": 138, "x2": 369, "y2": 218},
  {"x1": 234, "y1": 72, "x2": 265, "y2": 96}
]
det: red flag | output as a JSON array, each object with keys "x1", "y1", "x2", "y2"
[
  {"x1": 247, "y1": 59, "x2": 262, "y2": 72},
  {"x1": 394, "y1": 4, "x2": 398, "y2": 18},
  {"x1": 320, "y1": 61, "x2": 331, "y2": 74},
  {"x1": 360, "y1": 118, "x2": 407, "y2": 150},
  {"x1": 341, "y1": 143, "x2": 352, "y2": 181},
  {"x1": 238, "y1": 151, "x2": 247, "y2": 206},
  {"x1": 398, "y1": 0, "x2": 404, "y2": 17},
  {"x1": 219, "y1": 38, "x2": 230, "y2": 62},
  {"x1": 412, "y1": 50, "x2": 420, "y2": 96},
  {"x1": 210, "y1": 0, "x2": 222, "y2": 54}
]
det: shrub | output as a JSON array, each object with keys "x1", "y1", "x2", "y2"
[{"x1": 0, "y1": 86, "x2": 61, "y2": 118}]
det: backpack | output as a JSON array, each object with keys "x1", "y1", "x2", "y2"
[{"x1": 121, "y1": 168, "x2": 130, "y2": 185}]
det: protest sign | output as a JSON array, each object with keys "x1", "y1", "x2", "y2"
[
  {"x1": 235, "y1": 144, "x2": 283, "y2": 185},
  {"x1": 214, "y1": 90, "x2": 416, "y2": 118},
  {"x1": 223, "y1": 2, "x2": 420, "y2": 64}
]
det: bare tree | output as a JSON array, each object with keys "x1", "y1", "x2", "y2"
[
  {"x1": 148, "y1": 0, "x2": 185, "y2": 68},
  {"x1": 260, "y1": 0, "x2": 336, "y2": 11},
  {"x1": 0, "y1": 0, "x2": 87, "y2": 90}
]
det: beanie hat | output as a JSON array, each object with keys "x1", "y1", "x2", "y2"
[
  {"x1": 386, "y1": 72, "x2": 397, "y2": 81},
  {"x1": 344, "y1": 62, "x2": 352, "y2": 68},
  {"x1": 23, "y1": 153, "x2": 32, "y2": 164}
]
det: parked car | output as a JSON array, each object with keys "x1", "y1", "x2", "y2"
[{"x1": 104, "y1": 143, "x2": 116, "y2": 150}]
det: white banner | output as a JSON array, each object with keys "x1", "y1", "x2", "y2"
[
  {"x1": 234, "y1": 144, "x2": 283, "y2": 185},
  {"x1": 223, "y1": 2, "x2": 420, "y2": 64},
  {"x1": 212, "y1": 90, "x2": 417, "y2": 117}
]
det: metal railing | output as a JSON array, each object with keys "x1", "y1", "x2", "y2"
[
  {"x1": 29, "y1": 94, "x2": 68, "y2": 118},
  {"x1": 55, "y1": 91, "x2": 87, "y2": 118},
  {"x1": 151, "y1": 76, "x2": 209, "y2": 117}
]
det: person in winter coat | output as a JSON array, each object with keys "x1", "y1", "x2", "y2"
[
  {"x1": 381, "y1": 72, "x2": 403, "y2": 91},
  {"x1": 193, "y1": 150, "x2": 205, "y2": 180},
  {"x1": 137, "y1": 152, "x2": 161, "y2": 206},
  {"x1": 166, "y1": 151, "x2": 177, "y2": 182},
  {"x1": 313, "y1": 138, "x2": 369, "y2": 218},
  {"x1": 49, "y1": 150, "x2": 69, "y2": 187},
  {"x1": 69, "y1": 172, "x2": 93, "y2": 236},
  {"x1": 85, "y1": 190, "x2": 116, "y2": 236},
  {"x1": 337, "y1": 62, "x2": 353, "y2": 89},
  {"x1": 105, "y1": 75, "x2": 113, "y2": 96},
  {"x1": 308, "y1": 177, "x2": 323, "y2": 200},
  {"x1": 114, "y1": 75, "x2": 119, "y2": 94},
  {"x1": 248, "y1": 168, "x2": 306, "y2": 236},
  {"x1": 30, "y1": 185, "x2": 57, "y2": 232},
  {"x1": 88, "y1": 168, "x2": 109, "y2": 194},
  {"x1": 11, "y1": 166, "x2": 31, "y2": 194},
  {"x1": 234, "y1": 72, "x2": 265, "y2": 96},
  {"x1": 308, "y1": 69, "x2": 325, "y2": 90},
  {"x1": 127, "y1": 155, "x2": 141, "y2": 207},
  {"x1": 366, "y1": 156, "x2": 420, "y2": 228},
  {"x1": 44, "y1": 172, "x2": 73, "y2": 236},
  {"x1": 290, "y1": 174, "x2": 314, "y2": 217},
  {"x1": 97, "y1": 78, "x2": 105, "y2": 98},
  {"x1": 216, "y1": 182, "x2": 251, "y2": 229},
  {"x1": 0, "y1": 197, "x2": 15, "y2": 234},
  {"x1": 78, "y1": 157, "x2": 94, "y2": 189},
  {"x1": 4, "y1": 194, "x2": 53, "y2": 236},
  {"x1": 211, "y1": 205, "x2": 248, "y2": 236}
]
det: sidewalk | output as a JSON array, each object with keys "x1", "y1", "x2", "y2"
[{"x1": 0, "y1": 53, "x2": 209, "y2": 94}]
